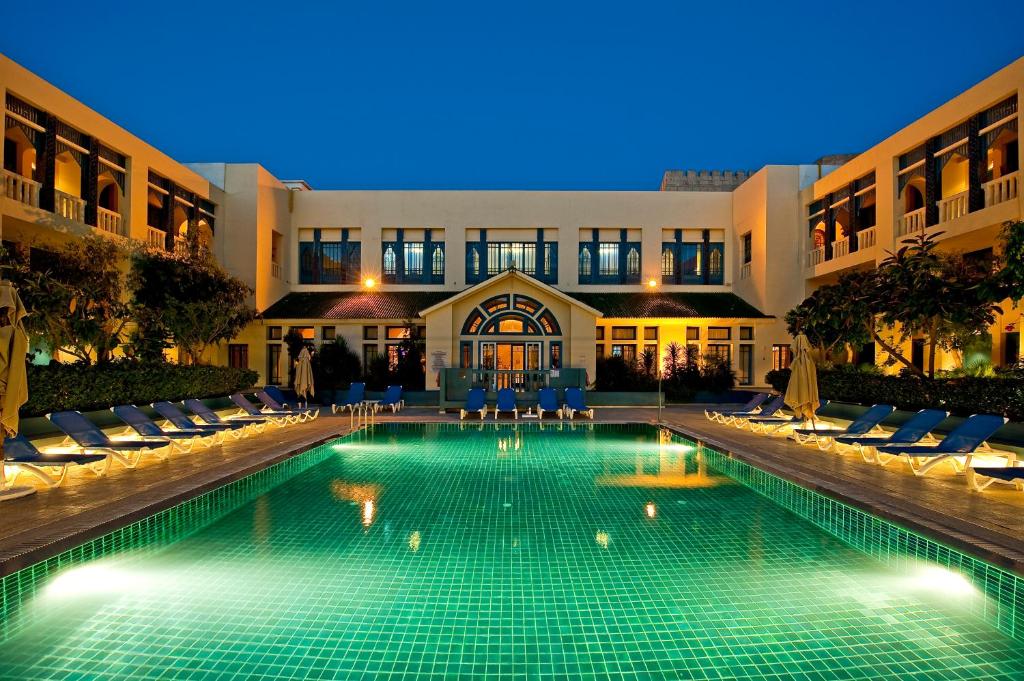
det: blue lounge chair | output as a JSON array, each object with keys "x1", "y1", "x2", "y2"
[
  {"x1": 230, "y1": 393, "x2": 297, "y2": 426},
  {"x1": 2, "y1": 434, "x2": 110, "y2": 487},
  {"x1": 564, "y1": 387, "x2": 594, "y2": 420},
  {"x1": 48, "y1": 410, "x2": 173, "y2": 468},
  {"x1": 967, "y1": 464, "x2": 1024, "y2": 492},
  {"x1": 748, "y1": 399, "x2": 830, "y2": 434},
  {"x1": 791, "y1": 404, "x2": 895, "y2": 449},
  {"x1": 257, "y1": 388, "x2": 318, "y2": 421},
  {"x1": 705, "y1": 393, "x2": 769, "y2": 423},
  {"x1": 460, "y1": 387, "x2": 487, "y2": 420},
  {"x1": 185, "y1": 399, "x2": 268, "y2": 433},
  {"x1": 728, "y1": 394, "x2": 785, "y2": 429},
  {"x1": 833, "y1": 408, "x2": 949, "y2": 463},
  {"x1": 331, "y1": 383, "x2": 366, "y2": 414},
  {"x1": 152, "y1": 401, "x2": 249, "y2": 440},
  {"x1": 495, "y1": 388, "x2": 518, "y2": 420},
  {"x1": 873, "y1": 413, "x2": 1009, "y2": 476},
  {"x1": 377, "y1": 385, "x2": 404, "y2": 413},
  {"x1": 112, "y1": 405, "x2": 219, "y2": 451},
  {"x1": 538, "y1": 388, "x2": 562, "y2": 420}
]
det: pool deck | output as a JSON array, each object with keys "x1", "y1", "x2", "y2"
[{"x1": 3, "y1": 406, "x2": 1024, "y2": 578}]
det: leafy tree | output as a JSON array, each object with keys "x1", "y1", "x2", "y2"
[
  {"x1": 787, "y1": 233, "x2": 1001, "y2": 379},
  {"x1": 873, "y1": 233, "x2": 998, "y2": 378},
  {"x1": 130, "y1": 243, "x2": 255, "y2": 365},
  {"x1": 990, "y1": 220, "x2": 1024, "y2": 303},
  {"x1": 639, "y1": 346, "x2": 658, "y2": 376},
  {"x1": 4, "y1": 235, "x2": 129, "y2": 364},
  {"x1": 315, "y1": 338, "x2": 362, "y2": 392}
]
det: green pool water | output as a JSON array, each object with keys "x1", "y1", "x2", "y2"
[{"x1": 3, "y1": 423, "x2": 1023, "y2": 679}]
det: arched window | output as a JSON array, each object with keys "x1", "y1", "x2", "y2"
[
  {"x1": 661, "y1": 247, "x2": 674, "y2": 277},
  {"x1": 709, "y1": 248, "x2": 722, "y2": 278},
  {"x1": 431, "y1": 245, "x2": 444, "y2": 277},
  {"x1": 383, "y1": 246, "x2": 397, "y2": 275},
  {"x1": 579, "y1": 246, "x2": 591, "y2": 277},
  {"x1": 626, "y1": 247, "x2": 639, "y2": 278}
]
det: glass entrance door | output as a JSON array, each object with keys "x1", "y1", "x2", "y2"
[{"x1": 481, "y1": 342, "x2": 542, "y2": 390}]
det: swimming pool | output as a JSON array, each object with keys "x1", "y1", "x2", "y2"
[{"x1": 2, "y1": 423, "x2": 1023, "y2": 679}]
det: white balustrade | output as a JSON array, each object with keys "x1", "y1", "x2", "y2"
[
  {"x1": 938, "y1": 190, "x2": 968, "y2": 223},
  {"x1": 831, "y1": 237, "x2": 849, "y2": 259},
  {"x1": 858, "y1": 226, "x2": 877, "y2": 250},
  {"x1": 806, "y1": 246, "x2": 825, "y2": 268},
  {"x1": 3, "y1": 170, "x2": 41, "y2": 207},
  {"x1": 983, "y1": 172, "x2": 1019, "y2": 208},
  {"x1": 272, "y1": 261, "x2": 283, "y2": 279},
  {"x1": 96, "y1": 206, "x2": 124, "y2": 236},
  {"x1": 146, "y1": 226, "x2": 167, "y2": 249},
  {"x1": 897, "y1": 207, "x2": 925, "y2": 237},
  {"x1": 53, "y1": 189, "x2": 85, "y2": 222}
]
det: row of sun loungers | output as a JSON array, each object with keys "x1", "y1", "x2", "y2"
[
  {"x1": 2, "y1": 388, "x2": 316, "y2": 489},
  {"x1": 330, "y1": 384, "x2": 405, "y2": 414},
  {"x1": 460, "y1": 387, "x2": 594, "y2": 421},
  {"x1": 705, "y1": 392, "x2": 1018, "y2": 491}
]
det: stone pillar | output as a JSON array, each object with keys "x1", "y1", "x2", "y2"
[{"x1": 83, "y1": 137, "x2": 99, "y2": 227}]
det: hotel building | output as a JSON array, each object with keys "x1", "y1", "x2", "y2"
[{"x1": 2, "y1": 53, "x2": 1022, "y2": 391}]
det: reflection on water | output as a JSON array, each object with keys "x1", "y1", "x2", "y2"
[{"x1": 7, "y1": 424, "x2": 1020, "y2": 680}]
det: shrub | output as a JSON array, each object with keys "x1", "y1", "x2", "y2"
[
  {"x1": 764, "y1": 366, "x2": 1024, "y2": 420},
  {"x1": 595, "y1": 356, "x2": 656, "y2": 392},
  {"x1": 23, "y1": 361, "x2": 258, "y2": 417},
  {"x1": 314, "y1": 339, "x2": 362, "y2": 391},
  {"x1": 660, "y1": 343, "x2": 735, "y2": 401}
]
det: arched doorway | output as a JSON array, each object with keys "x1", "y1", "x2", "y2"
[{"x1": 459, "y1": 293, "x2": 563, "y2": 390}]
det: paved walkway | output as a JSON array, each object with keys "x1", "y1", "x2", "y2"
[{"x1": 3, "y1": 406, "x2": 1024, "y2": 578}]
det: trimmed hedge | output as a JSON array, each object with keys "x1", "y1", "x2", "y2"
[
  {"x1": 765, "y1": 368, "x2": 1024, "y2": 421},
  {"x1": 23, "y1": 361, "x2": 259, "y2": 417}
]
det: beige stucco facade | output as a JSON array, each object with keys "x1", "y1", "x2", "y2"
[{"x1": 3, "y1": 49, "x2": 1023, "y2": 390}]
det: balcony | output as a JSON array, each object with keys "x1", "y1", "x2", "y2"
[
  {"x1": 938, "y1": 190, "x2": 968, "y2": 224},
  {"x1": 858, "y1": 225, "x2": 877, "y2": 250},
  {"x1": 2, "y1": 170, "x2": 41, "y2": 207},
  {"x1": 54, "y1": 189, "x2": 85, "y2": 223},
  {"x1": 831, "y1": 237, "x2": 849, "y2": 259},
  {"x1": 96, "y1": 206, "x2": 125, "y2": 237},
  {"x1": 897, "y1": 207, "x2": 926, "y2": 237},
  {"x1": 806, "y1": 245, "x2": 825, "y2": 268},
  {"x1": 271, "y1": 261, "x2": 282, "y2": 279},
  {"x1": 983, "y1": 172, "x2": 1019, "y2": 208},
  {"x1": 146, "y1": 226, "x2": 166, "y2": 249}
]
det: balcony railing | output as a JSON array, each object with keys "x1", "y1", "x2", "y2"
[
  {"x1": 983, "y1": 172, "x2": 1019, "y2": 208},
  {"x1": 271, "y1": 261, "x2": 282, "y2": 279},
  {"x1": 831, "y1": 237, "x2": 849, "y2": 260},
  {"x1": 54, "y1": 189, "x2": 85, "y2": 223},
  {"x1": 938, "y1": 190, "x2": 968, "y2": 223},
  {"x1": 806, "y1": 246, "x2": 825, "y2": 268},
  {"x1": 146, "y1": 226, "x2": 166, "y2": 249},
  {"x1": 858, "y1": 226, "x2": 877, "y2": 250},
  {"x1": 96, "y1": 206, "x2": 125, "y2": 236},
  {"x1": 739, "y1": 262, "x2": 751, "y2": 279},
  {"x1": 897, "y1": 207, "x2": 926, "y2": 237},
  {"x1": 174, "y1": 237, "x2": 188, "y2": 255},
  {"x1": 2, "y1": 170, "x2": 41, "y2": 207}
]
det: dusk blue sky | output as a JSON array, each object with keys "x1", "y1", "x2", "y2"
[{"x1": 2, "y1": 1, "x2": 1023, "y2": 190}]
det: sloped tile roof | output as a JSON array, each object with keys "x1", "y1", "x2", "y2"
[
  {"x1": 261, "y1": 292, "x2": 454, "y2": 320},
  {"x1": 565, "y1": 292, "x2": 770, "y2": 319},
  {"x1": 262, "y1": 290, "x2": 769, "y2": 320}
]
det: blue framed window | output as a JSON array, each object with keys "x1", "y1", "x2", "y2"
[
  {"x1": 299, "y1": 230, "x2": 361, "y2": 284},
  {"x1": 578, "y1": 237, "x2": 641, "y2": 284},
  {"x1": 661, "y1": 232, "x2": 724, "y2": 285},
  {"x1": 466, "y1": 240, "x2": 558, "y2": 284},
  {"x1": 382, "y1": 235, "x2": 444, "y2": 284}
]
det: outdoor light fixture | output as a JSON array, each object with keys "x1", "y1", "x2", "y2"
[
  {"x1": 647, "y1": 278, "x2": 657, "y2": 288},
  {"x1": 645, "y1": 502, "x2": 657, "y2": 519},
  {"x1": 363, "y1": 277, "x2": 376, "y2": 289}
]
